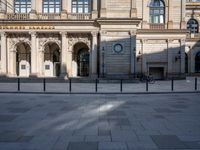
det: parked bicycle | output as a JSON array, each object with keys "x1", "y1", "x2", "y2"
[{"x1": 138, "y1": 73, "x2": 155, "y2": 84}]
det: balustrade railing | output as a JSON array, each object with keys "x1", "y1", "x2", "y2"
[
  {"x1": 7, "y1": 13, "x2": 30, "y2": 20},
  {"x1": 68, "y1": 13, "x2": 92, "y2": 20},
  {"x1": 37, "y1": 13, "x2": 61, "y2": 20},
  {"x1": 149, "y1": 24, "x2": 165, "y2": 30}
]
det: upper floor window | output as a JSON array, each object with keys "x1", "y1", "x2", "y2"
[
  {"x1": 15, "y1": 0, "x2": 31, "y2": 13},
  {"x1": 149, "y1": 0, "x2": 165, "y2": 24},
  {"x1": 72, "y1": 0, "x2": 91, "y2": 13},
  {"x1": 43, "y1": 0, "x2": 61, "y2": 13},
  {"x1": 187, "y1": 19, "x2": 199, "y2": 33}
]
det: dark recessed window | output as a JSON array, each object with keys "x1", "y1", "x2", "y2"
[
  {"x1": 187, "y1": 19, "x2": 199, "y2": 33},
  {"x1": 149, "y1": 0, "x2": 165, "y2": 24},
  {"x1": 72, "y1": 0, "x2": 91, "y2": 13},
  {"x1": 43, "y1": 0, "x2": 61, "y2": 13},
  {"x1": 15, "y1": 0, "x2": 31, "y2": 13}
]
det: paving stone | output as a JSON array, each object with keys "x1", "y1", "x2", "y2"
[
  {"x1": 107, "y1": 111, "x2": 126, "y2": 116},
  {"x1": 8, "y1": 108, "x2": 31, "y2": 113},
  {"x1": 85, "y1": 135, "x2": 111, "y2": 142},
  {"x1": 108, "y1": 118, "x2": 131, "y2": 126},
  {"x1": 0, "y1": 131, "x2": 24, "y2": 142},
  {"x1": 151, "y1": 135, "x2": 187, "y2": 149},
  {"x1": 17, "y1": 136, "x2": 34, "y2": 143},
  {"x1": 67, "y1": 142, "x2": 98, "y2": 150},
  {"x1": 183, "y1": 141, "x2": 200, "y2": 149},
  {"x1": 154, "y1": 108, "x2": 182, "y2": 113},
  {"x1": 99, "y1": 142, "x2": 127, "y2": 150},
  {"x1": 98, "y1": 129, "x2": 111, "y2": 136},
  {"x1": 170, "y1": 104, "x2": 188, "y2": 109},
  {"x1": 0, "y1": 114, "x2": 18, "y2": 122}
]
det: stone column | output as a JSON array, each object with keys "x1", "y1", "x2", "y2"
[
  {"x1": 100, "y1": 31, "x2": 107, "y2": 77},
  {"x1": 9, "y1": 49, "x2": 16, "y2": 76},
  {"x1": 100, "y1": 0, "x2": 106, "y2": 17},
  {"x1": 30, "y1": 0, "x2": 37, "y2": 19},
  {"x1": 131, "y1": 0, "x2": 137, "y2": 18},
  {"x1": 92, "y1": 0, "x2": 98, "y2": 19},
  {"x1": 0, "y1": 0, "x2": 6, "y2": 19},
  {"x1": 91, "y1": 31, "x2": 98, "y2": 77},
  {"x1": 30, "y1": 32, "x2": 37, "y2": 76},
  {"x1": 130, "y1": 30, "x2": 136, "y2": 76},
  {"x1": 60, "y1": 32, "x2": 68, "y2": 78},
  {"x1": 141, "y1": 39, "x2": 147, "y2": 74},
  {"x1": 167, "y1": 39, "x2": 173, "y2": 76},
  {"x1": 168, "y1": 0, "x2": 173, "y2": 29},
  {"x1": 0, "y1": 32, "x2": 7, "y2": 75},
  {"x1": 61, "y1": 0, "x2": 68, "y2": 19},
  {"x1": 180, "y1": 39, "x2": 185, "y2": 74}
]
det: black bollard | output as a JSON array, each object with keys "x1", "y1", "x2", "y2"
[
  {"x1": 146, "y1": 80, "x2": 148, "y2": 92},
  {"x1": 69, "y1": 78, "x2": 72, "y2": 93},
  {"x1": 171, "y1": 78, "x2": 174, "y2": 91},
  {"x1": 195, "y1": 77, "x2": 197, "y2": 91},
  {"x1": 43, "y1": 78, "x2": 46, "y2": 92},
  {"x1": 18, "y1": 78, "x2": 20, "y2": 91},
  {"x1": 95, "y1": 79, "x2": 98, "y2": 92},
  {"x1": 120, "y1": 79, "x2": 123, "y2": 92}
]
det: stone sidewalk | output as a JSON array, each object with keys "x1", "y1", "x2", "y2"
[
  {"x1": 0, "y1": 77, "x2": 199, "y2": 93},
  {"x1": 0, "y1": 93, "x2": 200, "y2": 150}
]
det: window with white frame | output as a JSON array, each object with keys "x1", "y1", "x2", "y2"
[
  {"x1": 187, "y1": 19, "x2": 199, "y2": 33},
  {"x1": 43, "y1": 0, "x2": 61, "y2": 13},
  {"x1": 15, "y1": 0, "x2": 31, "y2": 13},
  {"x1": 149, "y1": 0, "x2": 165, "y2": 24},
  {"x1": 72, "y1": 0, "x2": 91, "y2": 13}
]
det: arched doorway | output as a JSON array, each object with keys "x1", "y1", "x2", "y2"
[
  {"x1": 72, "y1": 42, "x2": 90, "y2": 77},
  {"x1": 185, "y1": 53, "x2": 188, "y2": 74},
  {"x1": 16, "y1": 42, "x2": 31, "y2": 77},
  {"x1": 44, "y1": 42, "x2": 61, "y2": 77},
  {"x1": 195, "y1": 52, "x2": 200, "y2": 73}
]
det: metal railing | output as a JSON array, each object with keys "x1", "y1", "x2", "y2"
[
  {"x1": 7, "y1": 13, "x2": 30, "y2": 20},
  {"x1": 0, "y1": 77, "x2": 199, "y2": 94}
]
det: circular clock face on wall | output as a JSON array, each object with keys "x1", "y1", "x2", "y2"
[{"x1": 114, "y1": 44, "x2": 123, "y2": 53}]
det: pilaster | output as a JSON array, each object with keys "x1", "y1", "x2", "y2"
[
  {"x1": 0, "y1": 32, "x2": 7, "y2": 75},
  {"x1": 60, "y1": 32, "x2": 68, "y2": 78},
  {"x1": 130, "y1": 30, "x2": 136, "y2": 75},
  {"x1": 91, "y1": 31, "x2": 98, "y2": 77},
  {"x1": 30, "y1": 0, "x2": 37, "y2": 19},
  {"x1": 100, "y1": 0, "x2": 107, "y2": 18},
  {"x1": 30, "y1": 31, "x2": 37, "y2": 76},
  {"x1": 130, "y1": 0, "x2": 137, "y2": 18},
  {"x1": 92, "y1": 0, "x2": 98, "y2": 19},
  {"x1": 167, "y1": 0, "x2": 173, "y2": 29},
  {"x1": 0, "y1": 0, "x2": 6, "y2": 19},
  {"x1": 61, "y1": 0, "x2": 68, "y2": 19}
]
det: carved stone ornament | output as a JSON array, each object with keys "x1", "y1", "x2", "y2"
[
  {"x1": 39, "y1": 34, "x2": 61, "y2": 52},
  {"x1": 9, "y1": 34, "x2": 31, "y2": 50},
  {"x1": 68, "y1": 33, "x2": 91, "y2": 52}
]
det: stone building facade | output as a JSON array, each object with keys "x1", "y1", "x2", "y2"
[{"x1": 0, "y1": 0, "x2": 199, "y2": 79}]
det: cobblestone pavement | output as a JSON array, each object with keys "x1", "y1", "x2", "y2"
[
  {"x1": 0, "y1": 77, "x2": 200, "y2": 93},
  {"x1": 0, "y1": 93, "x2": 200, "y2": 150}
]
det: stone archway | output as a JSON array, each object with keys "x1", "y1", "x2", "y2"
[
  {"x1": 14, "y1": 42, "x2": 31, "y2": 77},
  {"x1": 72, "y1": 42, "x2": 90, "y2": 77},
  {"x1": 43, "y1": 42, "x2": 61, "y2": 77}
]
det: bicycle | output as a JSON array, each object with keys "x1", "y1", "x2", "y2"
[{"x1": 139, "y1": 74, "x2": 155, "y2": 84}]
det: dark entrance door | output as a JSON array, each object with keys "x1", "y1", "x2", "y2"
[
  {"x1": 78, "y1": 50, "x2": 89, "y2": 76},
  {"x1": 195, "y1": 52, "x2": 200, "y2": 73}
]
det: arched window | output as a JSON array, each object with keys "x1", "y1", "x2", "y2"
[
  {"x1": 15, "y1": 0, "x2": 31, "y2": 13},
  {"x1": 187, "y1": 19, "x2": 199, "y2": 33},
  {"x1": 43, "y1": 0, "x2": 61, "y2": 13},
  {"x1": 72, "y1": 0, "x2": 91, "y2": 13},
  {"x1": 149, "y1": 0, "x2": 165, "y2": 24},
  {"x1": 195, "y1": 52, "x2": 200, "y2": 73}
]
